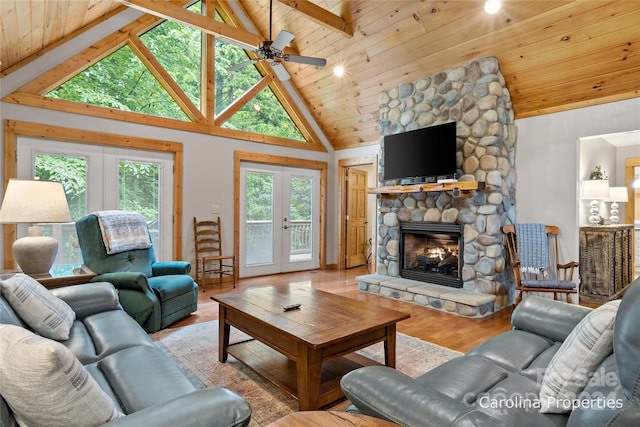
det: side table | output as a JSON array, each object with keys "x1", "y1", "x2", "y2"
[
  {"x1": 579, "y1": 224, "x2": 633, "y2": 304},
  {"x1": 0, "y1": 264, "x2": 96, "y2": 289}
]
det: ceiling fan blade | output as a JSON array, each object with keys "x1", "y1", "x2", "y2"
[
  {"x1": 283, "y1": 55, "x2": 327, "y2": 67},
  {"x1": 271, "y1": 30, "x2": 295, "y2": 53},
  {"x1": 271, "y1": 62, "x2": 291, "y2": 81},
  {"x1": 227, "y1": 59, "x2": 259, "y2": 72}
]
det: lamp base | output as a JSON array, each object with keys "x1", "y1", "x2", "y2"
[
  {"x1": 610, "y1": 201, "x2": 620, "y2": 225},
  {"x1": 588, "y1": 199, "x2": 601, "y2": 227},
  {"x1": 12, "y1": 226, "x2": 59, "y2": 275}
]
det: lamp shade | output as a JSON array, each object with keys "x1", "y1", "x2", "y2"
[
  {"x1": 608, "y1": 187, "x2": 629, "y2": 203},
  {"x1": 581, "y1": 180, "x2": 610, "y2": 200},
  {"x1": 0, "y1": 179, "x2": 71, "y2": 223}
]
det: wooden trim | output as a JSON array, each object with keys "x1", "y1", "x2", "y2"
[
  {"x1": 276, "y1": 0, "x2": 353, "y2": 36},
  {"x1": 625, "y1": 157, "x2": 639, "y2": 272},
  {"x1": 233, "y1": 151, "x2": 328, "y2": 274},
  {"x1": 2, "y1": 120, "x2": 185, "y2": 268},
  {"x1": 2, "y1": 122, "x2": 18, "y2": 269},
  {"x1": 117, "y1": 0, "x2": 264, "y2": 50},
  {"x1": 204, "y1": 0, "x2": 216, "y2": 124},
  {"x1": 337, "y1": 155, "x2": 377, "y2": 271},
  {"x1": 625, "y1": 158, "x2": 640, "y2": 225}
]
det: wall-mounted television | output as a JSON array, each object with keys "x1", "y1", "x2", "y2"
[{"x1": 383, "y1": 121, "x2": 457, "y2": 184}]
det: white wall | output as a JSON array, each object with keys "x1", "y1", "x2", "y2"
[{"x1": 515, "y1": 97, "x2": 640, "y2": 264}]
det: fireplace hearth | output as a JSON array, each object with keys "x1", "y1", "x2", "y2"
[{"x1": 400, "y1": 222, "x2": 463, "y2": 288}]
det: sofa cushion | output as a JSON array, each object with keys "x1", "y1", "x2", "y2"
[
  {"x1": 416, "y1": 355, "x2": 508, "y2": 402},
  {"x1": 0, "y1": 324, "x2": 123, "y2": 426},
  {"x1": 539, "y1": 299, "x2": 620, "y2": 413},
  {"x1": 0, "y1": 273, "x2": 75, "y2": 340}
]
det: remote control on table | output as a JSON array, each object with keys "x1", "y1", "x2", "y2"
[{"x1": 283, "y1": 303, "x2": 301, "y2": 311}]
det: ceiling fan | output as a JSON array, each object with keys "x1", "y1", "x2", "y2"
[{"x1": 227, "y1": 0, "x2": 327, "y2": 81}]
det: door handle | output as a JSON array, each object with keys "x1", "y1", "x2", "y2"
[{"x1": 283, "y1": 225, "x2": 290, "y2": 229}]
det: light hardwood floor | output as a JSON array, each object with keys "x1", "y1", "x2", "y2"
[{"x1": 171, "y1": 266, "x2": 515, "y2": 353}]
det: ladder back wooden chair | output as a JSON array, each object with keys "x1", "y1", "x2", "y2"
[
  {"x1": 502, "y1": 224, "x2": 578, "y2": 304},
  {"x1": 193, "y1": 217, "x2": 236, "y2": 289}
]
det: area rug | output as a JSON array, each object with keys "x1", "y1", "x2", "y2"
[{"x1": 151, "y1": 322, "x2": 461, "y2": 426}]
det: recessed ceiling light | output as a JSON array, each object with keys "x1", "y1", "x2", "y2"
[
  {"x1": 333, "y1": 65, "x2": 345, "y2": 78},
  {"x1": 484, "y1": 0, "x2": 502, "y2": 14}
]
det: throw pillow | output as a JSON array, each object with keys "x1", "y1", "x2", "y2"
[
  {"x1": 0, "y1": 324, "x2": 124, "y2": 426},
  {"x1": 539, "y1": 299, "x2": 620, "y2": 413},
  {"x1": 0, "y1": 273, "x2": 75, "y2": 340}
]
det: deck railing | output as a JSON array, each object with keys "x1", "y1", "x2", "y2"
[{"x1": 246, "y1": 220, "x2": 312, "y2": 263}]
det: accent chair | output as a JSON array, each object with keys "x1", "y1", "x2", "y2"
[{"x1": 75, "y1": 212, "x2": 198, "y2": 332}]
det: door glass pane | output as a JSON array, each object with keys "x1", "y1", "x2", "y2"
[
  {"x1": 34, "y1": 153, "x2": 87, "y2": 265},
  {"x1": 118, "y1": 160, "x2": 161, "y2": 249},
  {"x1": 245, "y1": 171, "x2": 274, "y2": 266},
  {"x1": 289, "y1": 175, "x2": 313, "y2": 262}
]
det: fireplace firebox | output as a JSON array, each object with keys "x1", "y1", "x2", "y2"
[{"x1": 399, "y1": 221, "x2": 463, "y2": 288}]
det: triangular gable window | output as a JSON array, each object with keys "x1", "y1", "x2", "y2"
[
  {"x1": 19, "y1": 0, "x2": 321, "y2": 148},
  {"x1": 140, "y1": 2, "x2": 202, "y2": 109},
  {"x1": 46, "y1": 44, "x2": 189, "y2": 121},
  {"x1": 223, "y1": 86, "x2": 304, "y2": 141}
]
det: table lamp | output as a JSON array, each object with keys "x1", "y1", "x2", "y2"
[
  {"x1": 0, "y1": 179, "x2": 72, "y2": 275},
  {"x1": 608, "y1": 187, "x2": 629, "y2": 225},
  {"x1": 581, "y1": 180, "x2": 609, "y2": 226}
]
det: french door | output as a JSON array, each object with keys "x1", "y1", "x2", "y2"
[
  {"x1": 17, "y1": 138, "x2": 173, "y2": 264},
  {"x1": 239, "y1": 163, "x2": 320, "y2": 277}
]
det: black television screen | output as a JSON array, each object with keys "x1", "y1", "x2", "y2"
[{"x1": 383, "y1": 121, "x2": 457, "y2": 182}]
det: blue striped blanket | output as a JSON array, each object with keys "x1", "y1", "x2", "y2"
[
  {"x1": 515, "y1": 223, "x2": 549, "y2": 275},
  {"x1": 94, "y1": 210, "x2": 151, "y2": 255}
]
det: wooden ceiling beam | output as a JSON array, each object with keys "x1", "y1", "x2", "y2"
[
  {"x1": 118, "y1": 0, "x2": 261, "y2": 49},
  {"x1": 275, "y1": 0, "x2": 353, "y2": 37}
]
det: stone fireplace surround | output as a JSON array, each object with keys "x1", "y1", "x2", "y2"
[{"x1": 357, "y1": 56, "x2": 518, "y2": 318}]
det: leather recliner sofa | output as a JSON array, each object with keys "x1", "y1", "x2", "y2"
[
  {"x1": 0, "y1": 281, "x2": 251, "y2": 427},
  {"x1": 341, "y1": 277, "x2": 640, "y2": 427}
]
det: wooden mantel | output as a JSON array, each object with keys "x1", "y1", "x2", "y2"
[{"x1": 369, "y1": 181, "x2": 479, "y2": 197}]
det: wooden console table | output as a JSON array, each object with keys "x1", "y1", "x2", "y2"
[{"x1": 579, "y1": 224, "x2": 633, "y2": 304}]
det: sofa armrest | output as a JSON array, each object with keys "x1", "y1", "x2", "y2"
[
  {"x1": 92, "y1": 272, "x2": 152, "y2": 294},
  {"x1": 101, "y1": 388, "x2": 251, "y2": 427},
  {"x1": 51, "y1": 282, "x2": 120, "y2": 319},
  {"x1": 511, "y1": 295, "x2": 591, "y2": 342},
  {"x1": 341, "y1": 366, "x2": 470, "y2": 427},
  {"x1": 151, "y1": 261, "x2": 191, "y2": 276}
]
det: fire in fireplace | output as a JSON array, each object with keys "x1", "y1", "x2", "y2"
[{"x1": 399, "y1": 221, "x2": 463, "y2": 288}]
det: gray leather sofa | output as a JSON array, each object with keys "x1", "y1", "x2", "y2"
[
  {"x1": 0, "y1": 281, "x2": 251, "y2": 427},
  {"x1": 341, "y1": 278, "x2": 640, "y2": 427}
]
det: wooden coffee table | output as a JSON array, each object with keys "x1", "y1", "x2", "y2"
[{"x1": 212, "y1": 284, "x2": 410, "y2": 410}]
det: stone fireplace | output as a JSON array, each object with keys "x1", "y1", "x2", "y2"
[
  {"x1": 400, "y1": 221, "x2": 463, "y2": 288},
  {"x1": 357, "y1": 56, "x2": 518, "y2": 317}
]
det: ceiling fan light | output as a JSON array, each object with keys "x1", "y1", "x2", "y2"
[{"x1": 484, "y1": 0, "x2": 502, "y2": 14}]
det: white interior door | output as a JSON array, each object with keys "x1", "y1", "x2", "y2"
[{"x1": 240, "y1": 163, "x2": 320, "y2": 277}]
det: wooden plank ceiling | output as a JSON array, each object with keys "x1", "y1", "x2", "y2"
[{"x1": 1, "y1": 0, "x2": 638, "y2": 150}]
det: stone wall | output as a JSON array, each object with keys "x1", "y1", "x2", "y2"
[{"x1": 376, "y1": 56, "x2": 518, "y2": 310}]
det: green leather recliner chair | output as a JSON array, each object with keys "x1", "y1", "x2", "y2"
[{"x1": 75, "y1": 213, "x2": 198, "y2": 332}]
